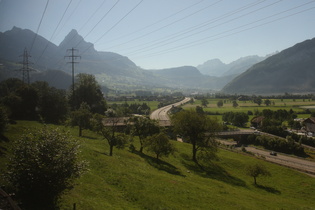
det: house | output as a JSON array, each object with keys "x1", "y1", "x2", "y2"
[
  {"x1": 303, "y1": 117, "x2": 315, "y2": 134},
  {"x1": 251, "y1": 116, "x2": 265, "y2": 128}
]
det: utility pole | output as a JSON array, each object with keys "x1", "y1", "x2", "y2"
[
  {"x1": 16, "y1": 48, "x2": 34, "y2": 84},
  {"x1": 64, "y1": 48, "x2": 80, "y2": 95}
]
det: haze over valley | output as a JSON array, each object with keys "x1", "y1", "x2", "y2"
[{"x1": 0, "y1": 27, "x2": 315, "y2": 95}]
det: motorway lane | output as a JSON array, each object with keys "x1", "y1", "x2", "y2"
[
  {"x1": 150, "y1": 97, "x2": 191, "y2": 123},
  {"x1": 218, "y1": 139, "x2": 315, "y2": 175},
  {"x1": 245, "y1": 146, "x2": 315, "y2": 175}
]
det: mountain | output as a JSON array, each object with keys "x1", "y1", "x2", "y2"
[
  {"x1": 0, "y1": 27, "x2": 160, "y2": 90},
  {"x1": 0, "y1": 27, "x2": 235, "y2": 91},
  {"x1": 197, "y1": 56, "x2": 265, "y2": 77},
  {"x1": 149, "y1": 66, "x2": 221, "y2": 89},
  {"x1": 196, "y1": 59, "x2": 228, "y2": 77},
  {"x1": 221, "y1": 55, "x2": 266, "y2": 77},
  {"x1": 222, "y1": 38, "x2": 315, "y2": 94}
]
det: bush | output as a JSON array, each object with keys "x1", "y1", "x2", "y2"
[{"x1": 6, "y1": 127, "x2": 87, "y2": 210}]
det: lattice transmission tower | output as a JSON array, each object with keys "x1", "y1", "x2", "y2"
[{"x1": 16, "y1": 48, "x2": 34, "y2": 84}]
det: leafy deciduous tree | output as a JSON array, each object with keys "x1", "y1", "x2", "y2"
[
  {"x1": 130, "y1": 116, "x2": 160, "y2": 153},
  {"x1": 100, "y1": 117, "x2": 129, "y2": 156},
  {"x1": 32, "y1": 81, "x2": 69, "y2": 123},
  {"x1": 6, "y1": 127, "x2": 87, "y2": 210},
  {"x1": 217, "y1": 100, "x2": 223, "y2": 108},
  {"x1": 171, "y1": 109, "x2": 220, "y2": 163},
  {"x1": 69, "y1": 73, "x2": 107, "y2": 114},
  {"x1": 201, "y1": 98, "x2": 209, "y2": 107},
  {"x1": 70, "y1": 102, "x2": 92, "y2": 136},
  {"x1": 144, "y1": 133, "x2": 175, "y2": 160},
  {"x1": 246, "y1": 163, "x2": 271, "y2": 185},
  {"x1": 232, "y1": 100, "x2": 238, "y2": 108}
]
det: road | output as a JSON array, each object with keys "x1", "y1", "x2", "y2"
[
  {"x1": 150, "y1": 97, "x2": 191, "y2": 126},
  {"x1": 218, "y1": 139, "x2": 315, "y2": 176}
]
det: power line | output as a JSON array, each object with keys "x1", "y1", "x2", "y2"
[
  {"x1": 52, "y1": 0, "x2": 120, "y2": 71},
  {"x1": 80, "y1": 0, "x2": 144, "y2": 56},
  {"x1": 118, "y1": 0, "x2": 273, "y2": 55},
  {"x1": 30, "y1": 0, "x2": 50, "y2": 53},
  {"x1": 53, "y1": 0, "x2": 80, "y2": 40},
  {"x1": 102, "y1": 0, "x2": 223, "y2": 51},
  {"x1": 103, "y1": 0, "x2": 205, "y2": 44},
  {"x1": 131, "y1": 4, "x2": 315, "y2": 60},
  {"x1": 58, "y1": 0, "x2": 109, "y2": 53},
  {"x1": 35, "y1": 0, "x2": 74, "y2": 64}
]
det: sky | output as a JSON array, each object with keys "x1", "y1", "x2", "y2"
[{"x1": 1, "y1": 0, "x2": 315, "y2": 69}]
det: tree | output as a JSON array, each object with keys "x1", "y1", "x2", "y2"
[
  {"x1": 232, "y1": 100, "x2": 238, "y2": 108},
  {"x1": 6, "y1": 127, "x2": 87, "y2": 210},
  {"x1": 144, "y1": 133, "x2": 175, "y2": 160},
  {"x1": 32, "y1": 81, "x2": 69, "y2": 123},
  {"x1": 195, "y1": 106, "x2": 204, "y2": 114},
  {"x1": 91, "y1": 110, "x2": 129, "y2": 156},
  {"x1": 171, "y1": 109, "x2": 220, "y2": 163},
  {"x1": 1, "y1": 84, "x2": 38, "y2": 120},
  {"x1": 264, "y1": 99, "x2": 271, "y2": 106},
  {"x1": 222, "y1": 112, "x2": 249, "y2": 127},
  {"x1": 130, "y1": 116, "x2": 160, "y2": 153},
  {"x1": 217, "y1": 100, "x2": 223, "y2": 108},
  {"x1": 100, "y1": 117, "x2": 129, "y2": 156},
  {"x1": 69, "y1": 73, "x2": 107, "y2": 114},
  {"x1": 246, "y1": 163, "x2": 271, "y2": 185},
  {"x1": 70, "y1": 102, "x2": 92, "y2": 136},
  {"x1": 253, "y1": 97, "x2": 262, "y2": 106},
  {"x1": 201, "y1": 98, "x2": 209, "y2": 107}
]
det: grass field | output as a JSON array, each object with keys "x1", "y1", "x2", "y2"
[
  {"x1": 1, "y1": 121, "x2": 315, "y2": 209},
  {"x1": 185, "y1": 98, "x2": 315, "y2": 114},
  {"x1": 107, "y1": 99, "x2": 160, "y2": 111}
]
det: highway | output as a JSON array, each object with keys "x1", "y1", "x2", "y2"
[
  {"x1": 218, "y1": 139, "x2": 315, "y2": 176},
  {"x1": 150, "y1": 97, "x2": 191, "y2": 126}
]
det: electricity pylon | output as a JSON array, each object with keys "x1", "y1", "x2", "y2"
[
  {"x1": 16, "y1": 48, "x2": 34, "y2": 84},
  {"x1": 64, "y1": 48, "x2": 81, "y2": 95}
]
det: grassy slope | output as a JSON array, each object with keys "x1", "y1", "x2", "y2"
[{"x1": 1, "y1": 121, "x2": 315, "y2": 209}]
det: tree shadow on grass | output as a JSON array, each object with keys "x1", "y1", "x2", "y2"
[
  {"x1": 133, "y1": 151, "x2": 184, "y2": 176},
  {"x1": 80, "y1": 135, "x2": 97, "y2": 140},
  {"x1": 0, "y1": 134, "x2": 9, "y2": 142},
  {"x1": 256, "y1": 184, "x2": 281, "y2": 194},
  {"x1": 93, "y1": 150, "x2": 111, "y2": 156},
  {"x1": 0, "y1": 134, "x2": 9, "y2": 156},
  {"x1": 180, "y1": 153, "x2": 246, "y2": 187}
]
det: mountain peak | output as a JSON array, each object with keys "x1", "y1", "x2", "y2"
[{"x1": 58, "y1": 29, "x2": 95, "y2": 54}]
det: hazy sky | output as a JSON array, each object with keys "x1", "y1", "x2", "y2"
[{"x1": 1, "y1": 0, "x2": 315, "y2": 69}]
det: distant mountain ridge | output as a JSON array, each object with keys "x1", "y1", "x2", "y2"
[
  {"x1": 0, "y1": 27, "x2": 232, "y2": 91},
  {"x1": 222, "y1": 37, "x2": 315, "y2": 94},
  {"x1": 1, "y1": 27, "x2": 315, "y2": 94},
  {"x1": 196, "y1": 55, "x2": 266, "y2": 77}
]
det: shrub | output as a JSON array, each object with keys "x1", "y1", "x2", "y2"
[{"x1": 6, "y1": 127, "x2": 87, "y2": 210}]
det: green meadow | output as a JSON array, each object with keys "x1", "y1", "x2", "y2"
[
  {"x1": 107, "y1": 99, "x2": 160, "y2": 111},
  {"x1": 186, "y1": 98, "x2": 315, "y2": 114},
  {"x1": 1, "y1": 121, "x2": 315, "y2": 209}
]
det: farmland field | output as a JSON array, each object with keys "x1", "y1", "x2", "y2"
[{"x1": 183, "y1": 98, "x2": 315, "y2": 118}]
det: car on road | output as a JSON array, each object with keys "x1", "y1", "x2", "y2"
[{"x1": 270, "y1": 151, "x2": 277, "y2": 156}]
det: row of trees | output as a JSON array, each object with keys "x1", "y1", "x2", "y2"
[{"x1": 0, "y1": 74, "x2": 107, "y2": 126}]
